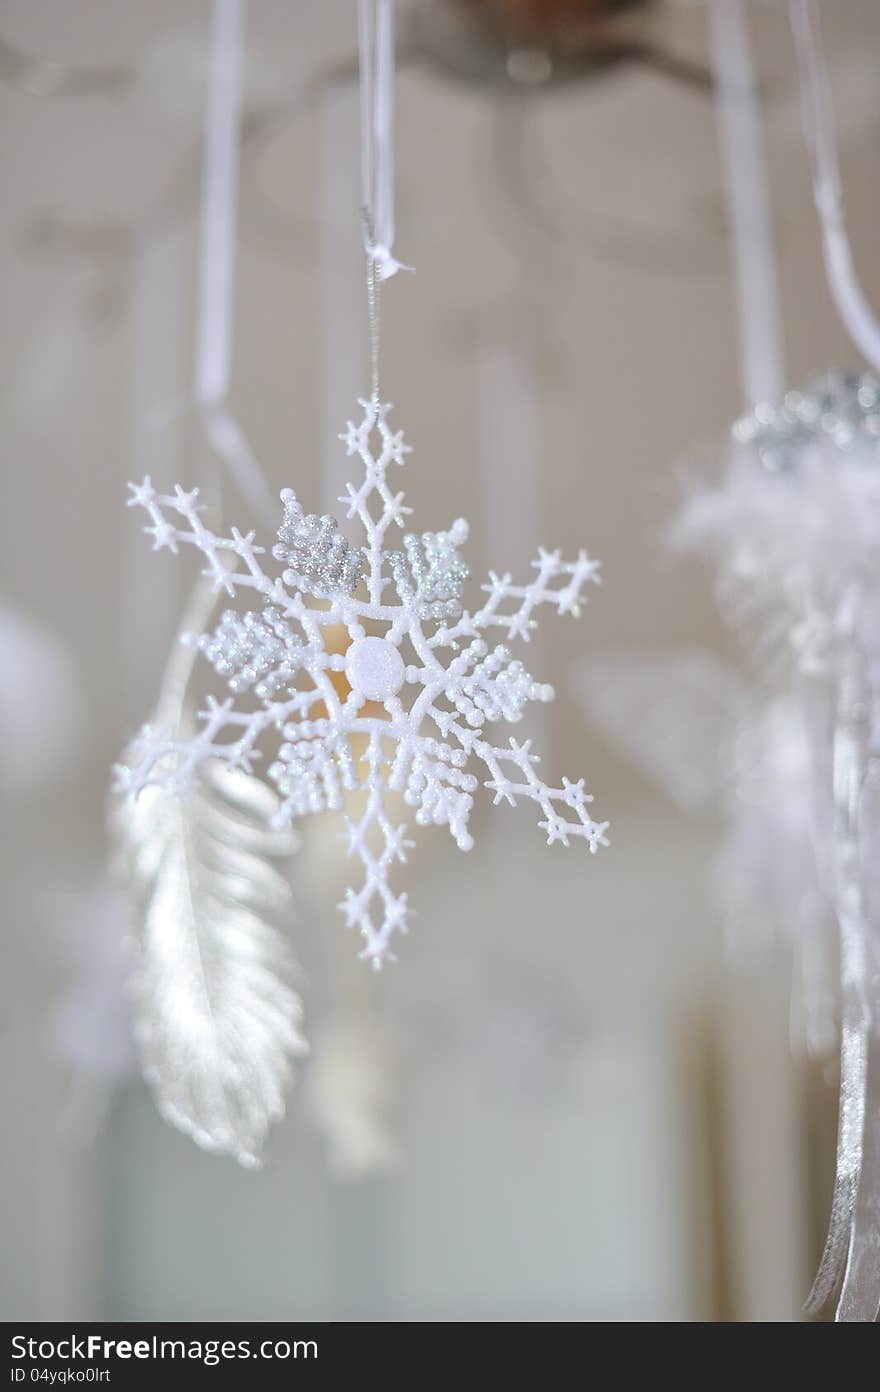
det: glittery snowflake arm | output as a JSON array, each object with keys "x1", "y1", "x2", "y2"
[
  {"x1": 475, "y1": 548, "x2": 601, "y2": 637},
  {"x1": 126, "y1": 478, "x2": 285, "y2": 603},
  {"x1": 338, "y1": 735, "x2": 413, "y2": 967},
  {"x1": 338, "y1": 400, "x2": 412, "y2": 605},
  {"x1": 430, "y1": 547, "x2": 601, "y2": 649},
  {"x1": 476, "y1": 738, "x2": 609, "y2": 851},
  {"x1": 122, "y1": 478, "x2": 359, "y2": 801},
  {"x1": 409, "y1": 549, "x2": 606, "y2": 852}
]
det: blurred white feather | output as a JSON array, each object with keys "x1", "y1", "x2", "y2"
[
  {"x1": 110, "y1": 579, "x2": 307, "y2": 1168},
  {"x1": 671, "y1": 375, "x2": 880, "y2": 676},
  {"x1": 110, "y1": 757, "x2": 307, "y2": 1168}
]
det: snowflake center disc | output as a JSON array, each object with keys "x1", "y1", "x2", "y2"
[{"x1": 345, "y1": 636, "x2": 406, "y2": 702}]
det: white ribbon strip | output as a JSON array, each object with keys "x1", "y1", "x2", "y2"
[
  {"x1": 358, "y1": 0, "x2": 411, "y2": 280},
  {"x1": 194, "y1": 0, "x2": 275, "y2": 528},
  {"x1": 320, "y1": 80, "x2": 365, "y2": 519},
  {"x1": 126, "y1": 231, "x2": 184, "y2": 719},
  {"x1": 790, "y1": 0, "x2": 880, "y2": 376},
  {"x1": 708, "y1": 0, "x2": 785, "y2": 409},
  {"x1": 196, "y1": 0, "x2": 242, "y2": 406}
]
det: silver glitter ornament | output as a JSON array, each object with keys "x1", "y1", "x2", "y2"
[
  {"x1": 273, "y1": 489, "x2": 366, "y2": 598},
  {"x1": 733, "y1": 370, "x2": 880, "y2": 473},
  {"x1": 387, "y1": 522, "x2": 470, "y2": 620},
  {"x1": 187, "y1": 606, "x2": 306, "y2": 698}
]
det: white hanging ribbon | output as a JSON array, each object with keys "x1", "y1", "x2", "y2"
[
  {"x1": 358, "y1": 0, "x2": 411, "y2": 281},
  {"x1": 708, "y1": 0, "x2": 785, "y2": 409},
  {"x1": 196, "y1": 0, "x2": 242, "y2": 406},
  {"x1": 194, "y1": 0, "x2": 276, "y2": 528},
  {"x1": 320, "y1": 80, "x2": 364, "y2": 518},
  {"x1": 790, "y1": 0, "x2": 880, "y2": 376},
  {"x1": 126, "y1": 231, "x2": 184, "y2": 719}
]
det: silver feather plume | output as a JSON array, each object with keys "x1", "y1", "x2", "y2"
[{"x1": 110, "y1": 579, "x2": 308, "y2": 1168}]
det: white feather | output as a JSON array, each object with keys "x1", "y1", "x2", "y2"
[
  {"x1": 110, "y1": 579, "x2": 307, "y2": 1168},
  {"x1": 671, "y1": 436, "x2": 880, "y2": 674},
  {"x1": 111, "y1": 758, "x2": 307, "y2": 1168}
]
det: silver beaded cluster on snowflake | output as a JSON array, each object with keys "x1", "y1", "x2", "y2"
[
  {"x1": 733, "y1": 371, "x2": 880, "y2": 472},
  {"x1": 387, "y1": 521, "x2": 469, "y2": 620},
  {"x1": 273, "y1": 489, "x2": 365, "y2": 598},
  {"x1": 186, "y1": 606, "x2": 305, "y2": 698}
]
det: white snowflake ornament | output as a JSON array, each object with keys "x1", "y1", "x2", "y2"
[{"x1": 119, "y1": 398, "x2": 607, "y2": 967}]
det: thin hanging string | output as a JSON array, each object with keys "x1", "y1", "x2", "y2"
[
  {"x1": 708, "y1": 0, "x2": 785, "y2": 409},
  {"x1": 357, "y1": 0, "x2": 411, "y2": 404},
  {"x1": 194, "y1": 0, "x2": 276, "y2": 528},
  {"x1": 790, "y1": 0, "x2": 880, "y2": 376},
  {"x1": 476, "y1": 306, "x2": 547, "y2": 761},
  {"x1": 365, "y1": 235, "x2": 382, "y2": 405}
]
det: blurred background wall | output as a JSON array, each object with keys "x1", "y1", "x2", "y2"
[{"x1": 1, "y1": 0, "x2": 876, "y2": 1321}]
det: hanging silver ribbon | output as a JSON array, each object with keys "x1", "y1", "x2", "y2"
[
  {"x1": 708, "y1": 0, "x2": 784, "y2": 410},
  {"x1": 790, "y1": 0, "x2": 880, "y2": 378},
  {"x1": 804, "y1": 611, "x2": 874, "y2": 1319},
  {"x1": 841, "y1": 954, "x2": 880, "y2": 1321}
]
